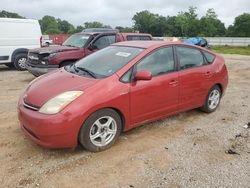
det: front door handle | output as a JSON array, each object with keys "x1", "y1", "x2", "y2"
[{"x1": 169, "y1": 80, "x2": 178, "y2": 87}]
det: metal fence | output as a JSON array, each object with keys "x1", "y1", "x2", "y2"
[
  {"x1": 204, "y1": 37, "x2": 250, "y2": 46},
  {"x1": 155, "y1": 37, "x2": 250, "y2": 46}
]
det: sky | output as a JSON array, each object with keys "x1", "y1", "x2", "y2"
[{"x1": 1, "y1": 0, "x2": 250, "y2": 27}]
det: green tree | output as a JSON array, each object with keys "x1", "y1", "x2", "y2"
[
  {"x1": 83, "y1": 21, "x2": 111, "y2": 28},
  {"x1": 0, "y1": 10, "x2": 25, "y2": 18},
  {"x1": 73, "y1": 25, "x2": 84, "y2": 33},
  {"x1": 57, "y1": 19, "x2": 74, "y2": 34},
  {"x1": 132, "y1": 10, "x2": 170, "y2": 36},
  {"x1": 164, "y1": 16, "x2": 182, "y2": 37},
  {"x1": 199, "y1": 8, "x2": 226, "y2": 36},
  {"x1": 39, "y1": 15, "x2": 61, "y2": 34},
  {"x1": 132, "y1": 10, "x2": 157, "y2": 34},
  {"x1": 115, "y1": 26, "x2": 134, "y2": 32},
  {"x1": 227, "y1": 13, "x2": 250, "y2": 37},
  {"x1": 175, "y1": 7, "x2": 200, "y2": 37}
]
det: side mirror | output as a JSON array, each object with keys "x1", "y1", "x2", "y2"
[{"x1": 134, "y1": 71, "x2": 152, "y2": 81}]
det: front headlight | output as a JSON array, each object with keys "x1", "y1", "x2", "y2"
[{"x1": 39, "y1": 91, "x2": 83, "y2": 114}]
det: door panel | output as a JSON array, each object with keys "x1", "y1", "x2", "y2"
[
  {"x1": 178, "y1": 66, "x2": 212, "y2": 111},
  {"x1": 129, "y1": 46, "x2": 179, "y2": 125},
  {"x1": 130, "y1": 73, "x2": 179, "y2": 125},
  {"x1": 176, "y1": 46, "x2": 213, "y2": 111}
]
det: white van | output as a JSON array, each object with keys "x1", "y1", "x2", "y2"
[{"x1": 0, "y1": 18, "x2": 42, "y2": 70}]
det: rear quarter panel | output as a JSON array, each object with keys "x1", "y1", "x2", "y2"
[{"x1": 212, "y1": 55, "x2": 228, "y2": 95}]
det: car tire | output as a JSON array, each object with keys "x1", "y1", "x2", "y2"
[
  {"x1": 14, "y1": 53, "x2": 27, "y2": 71},
  {"x1": 78, "y1": 108, "x2": 122, "y2": 152},
  {"x1": 200, "y1": 85, "x2": 221, "y2": 113}
]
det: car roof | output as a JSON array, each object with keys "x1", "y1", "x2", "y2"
[
  {"x1": 112, "y1": 41, "x2": 181, "y2": 49},
  {"x1": 112, "y1": 41, "x2": 216, "y2": 55}
]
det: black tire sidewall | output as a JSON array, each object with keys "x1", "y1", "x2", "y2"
[
  {"x1": 14, "y1": 53, "x2": 27, "y2": 71},
  {"x1": 78, "y1": 108, "x2": 122, "y2": 152},
  {"x1": 202, "y1": 85, "x2": 221, "y2": 113}
]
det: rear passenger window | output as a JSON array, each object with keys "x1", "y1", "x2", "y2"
[
  {"x1": 203, "y1": 51, "x2": 215, "y2": 64},
  {"x1": 177, "y1": 47, "x2": 205, "y2": 70},
  {"x1": 127, "y1": 36, "x2": 151, "y2": 41},
  {"x1": 136, "y1": 47, "x2": 175, "y2": 77}
]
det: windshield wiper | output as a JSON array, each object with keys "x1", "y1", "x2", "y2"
[{"x1": 74, "y1": 65, "x2": 96, "y2": 78}]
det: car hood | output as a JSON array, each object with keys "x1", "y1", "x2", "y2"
[
  {"x1": 23, "y1": 69, "x2": 99, "y2": 107},
  {"x1": 30, "y1": 46, "x2": 80, "y2": 55}
]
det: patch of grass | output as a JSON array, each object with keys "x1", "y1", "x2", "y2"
[{"x1": 211, "y1": 46, "x2": 250, "y2": 55}]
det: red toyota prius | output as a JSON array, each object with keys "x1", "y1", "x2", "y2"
[{"x1": 18, "y1": 41, "x2": 228, "y2": 152}]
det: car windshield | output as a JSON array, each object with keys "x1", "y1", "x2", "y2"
[
  {"x1": 65, "y1": 46, "x2": 144, "y2": 79},
  {"x1": 63, "y1": 34, "x2": 90, "y2": 48}
]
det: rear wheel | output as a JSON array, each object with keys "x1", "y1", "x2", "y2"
[
  {"x1": 14, "y1": 53, "x2": 27, "y2": 71},
  {"x1": 78, "y1": 109, "x2": 122, "y2": 152},
  {"x1": 201, "y1": 85, "x2": 221, "y2": 113}
]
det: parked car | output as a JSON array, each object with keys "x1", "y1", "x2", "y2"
[
  {"x1": 42, "y1": 35, "x2": 53, "y2": 47},
  {"x1": 0, "y1": 18, "x2": 42, "y2": 70},
  {"x1": 18, "y1": 41, "x2": 228, "y2": 152},
  {"x1": 25, "y1": 30, "x2": 152, "y2": 76},
  {"x1": 183, "y1": 37, "x2": 209, "y2": 48}
]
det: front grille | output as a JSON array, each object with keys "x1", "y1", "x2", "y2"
[{"x1": 23, "y1": 101, "x2": 39, "y2": 111}]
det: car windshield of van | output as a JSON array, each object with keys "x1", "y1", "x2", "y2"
[
  {"x1": 63, "y1": 35, "x2": 90, "y2": 48},
  {"x1": 65, "y1": 46, "x2": 144, "y2": 79}
]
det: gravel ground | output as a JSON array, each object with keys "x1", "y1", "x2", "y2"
[{"x1": 0, "y1": 54, "x2": 249, "y2": 188}]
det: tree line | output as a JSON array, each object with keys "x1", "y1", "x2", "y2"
[{"x1": 0, "y1": 8, "x2": 250, "y2": 37}]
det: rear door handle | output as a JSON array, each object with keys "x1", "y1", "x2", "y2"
[{"x1": 204, "y1": 71, "x2": 213, "y2": 78}]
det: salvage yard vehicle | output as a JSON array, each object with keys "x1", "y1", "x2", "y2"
[
  {"x1": 25, "y1": 30, "x2": 152, "y2": 76},
  {"x1": 0, "y1": 18, "x2": 42, "y2": 70},
  {"x1": 18, "y1": 41, "x2": 228, "y2": 152}
]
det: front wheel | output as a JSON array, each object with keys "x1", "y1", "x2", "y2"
[
  {"x1": 201, "y1": 85, "x2": 221, "y2": 113},
  {"x1": 78, "y1": 109, "x2": 122, "y2": 152},
  {"x1": 14, "y1": 53, "x2": 27, "y2": 71}
]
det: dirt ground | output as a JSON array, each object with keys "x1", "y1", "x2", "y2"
[{"x1": 0, "y1": 54, "x2": 249, "y2": 188}]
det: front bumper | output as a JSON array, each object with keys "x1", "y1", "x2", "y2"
[
  {"x1": 18, "y1": 102, "x2": 82, "y2": 149},
  {"x1": 26, "y1": 61, "x2": 59, "y2": 77}
]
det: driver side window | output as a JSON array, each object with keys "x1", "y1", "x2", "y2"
[
  {"x1": 93, "y1": 35, "x2": 116, "y2": 49},
  {"x1": 136, "y1": 47, "x2": 175, "y2": 77}
]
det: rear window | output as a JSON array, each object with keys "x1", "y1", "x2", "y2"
[
  {"x1": 127, "y1": 36, "x2": 151, "y2": 41},
  {"x1": 203, "y1": 51, "x2": 215, "y2": 64}
]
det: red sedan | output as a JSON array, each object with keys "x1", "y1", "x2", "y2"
[{"x1": 18, "y1": 41, "x2": 228, "y2": 152}]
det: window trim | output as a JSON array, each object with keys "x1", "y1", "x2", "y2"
[
  {"x1": 174, "y1": 45, "x2": 209, "y2": 71},
  {"x1": 201, "y1": 50, "x2": 216, "y2": 64}
]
